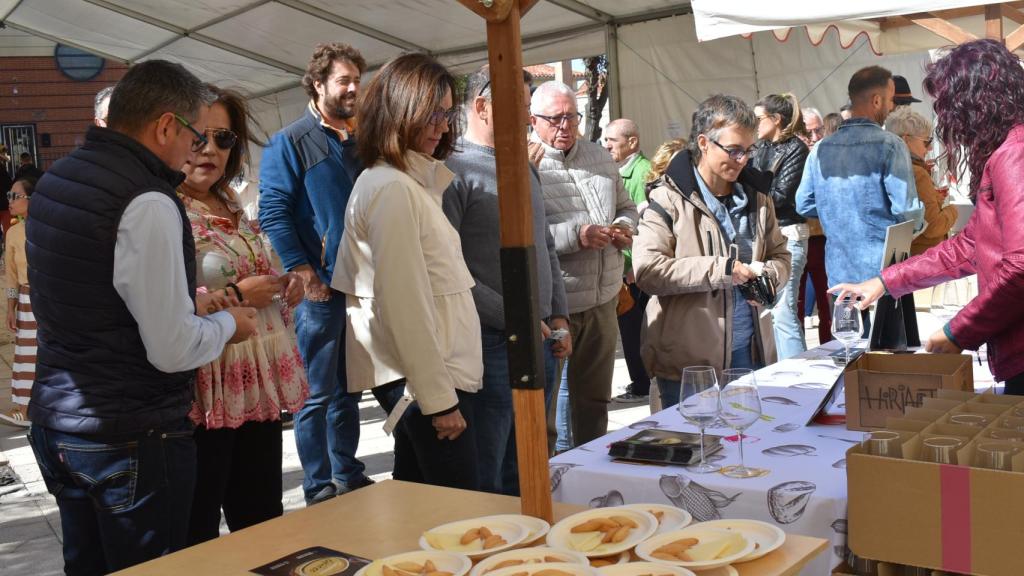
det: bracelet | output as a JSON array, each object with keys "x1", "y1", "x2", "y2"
[
  {"x1": 226, "y1": 282, "x2": 244, "y2": 302},
  {"x1": 6, "y1": 287, "x2": 17, "y2": 299}
]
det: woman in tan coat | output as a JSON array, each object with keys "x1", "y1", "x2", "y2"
[{"x1": 633, "y1": 95, "x2": 791, "y2": 408}]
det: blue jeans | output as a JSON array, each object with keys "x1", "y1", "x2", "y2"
[
  {"x1": 656, "y1": 348, "x2": 760, "y2": 408},
  {"x1": 471, "y1": 327, "x2": 559, "y2": 495},
  {"x1": 293, "y1": 295, "x2": 364, "y2": 502},
  {"x1": 772, "y1": 236, "x2": 808, "y2": 360},
  {"x1": 555, "y1": 360, "x2": 571, "y2": 452},
  {"x1": 28, "y1": 420, "x2": 196, "y2": 575}
]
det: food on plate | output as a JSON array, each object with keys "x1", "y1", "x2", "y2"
[
  {"x1": 378, "y1": 560, "x2": 454, "y2": 576},
  {"x1": 566, "y1": 516, "x2": 636, "y2": 551},
  {"x1": 650, "y1": 532, "x2": 745, "y2": 562},
  {"x1": 424, "y1": 527, "x2": 508, "y2": 552},
  {"x1": 588, "y1": 557, "x2": 615, "y2": 568}
]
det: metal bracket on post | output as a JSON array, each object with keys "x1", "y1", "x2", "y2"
[{"x1": 500, "y1": 245, "x2": 545, "y2": 391}]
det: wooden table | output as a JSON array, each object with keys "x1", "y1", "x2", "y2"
[{"x1": 113, "y1": 480, "x2": 827, "y2": 576}]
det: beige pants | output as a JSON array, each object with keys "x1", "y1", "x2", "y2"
[{"x1": 565, "y1": 297, "x2": 619, "y2": 447}]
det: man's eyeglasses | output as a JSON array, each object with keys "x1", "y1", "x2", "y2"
[
  {"x1": 534, "y1": 113, "x2": 582, "y2": 127},
  {"x1": 709, "y1": 138, "x2": 756, "y2": 162},
  {"x1": 173, "y1": 113, "x2": 209, "y2": 153},
  {"x1": 477, "y1": 79, "x2": 491, "y2": 99},
  {"x1": 429, "y1": 107, "x2": 458, "y2": 126},
  {"x1": 206, "y1": 128, "x2": 238, "y2": 150},
  {"x1": 6, "y1": 191, "x2": 26, "y2": 202},
  {"x1": 915, "y1": 135, "x2": 934, "y2": 148}
]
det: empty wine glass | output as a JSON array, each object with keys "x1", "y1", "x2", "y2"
[
  {"x1": 678, "y1": 366, "x2": 721, "y2": 474},
  {"x1": 922, "y1": 436, "x2": 963, "y2": 465},
  {"x1": 832, "y1": 297, "x2": 863, "y2": 365},
  {"x1": 719, "y1": 368, "x2": 766, "y2": 478}
]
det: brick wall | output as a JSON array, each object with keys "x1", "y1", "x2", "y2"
[{"x1": 0, "y1": 56, "x2": 128, "y2": 171}]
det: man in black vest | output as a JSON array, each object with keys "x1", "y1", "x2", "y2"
[{"x1": 26, "y1": 60, "x2": 258, "y2": 575}]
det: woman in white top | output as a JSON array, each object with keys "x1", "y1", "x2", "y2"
[{"x1": 332, "y1": 53, "x2": 481, "y2": 489}]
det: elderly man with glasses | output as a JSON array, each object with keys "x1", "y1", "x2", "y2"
[{"x1": 528, "y1": 81, "x2": 638, "y2": 451}]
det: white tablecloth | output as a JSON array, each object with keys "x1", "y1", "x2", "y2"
[{"x1": 549, "y1": 341, "x2": 996, "y2": 576}]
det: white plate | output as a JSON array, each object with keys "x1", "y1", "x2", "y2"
[
  {"x1": 613, "y1": 504, "x2": 692, "y2": 536},
  {"x1": 696, "y1": 519, "x2": 785, "y2": 562},
  {"x1": 355, "y1": 550, "x2": 472, "y2": 576},
  {"x1": 634, "y1": 527, "x2": 755, "y2": 571},
  {"x1": 693, "y1": 567, "x2": 738, "y2": 576},
  {"x1": 547, "y1": 508, "x2": 659, "y2": 558},
  {"x1": 470, "y1": 547, "x2": 589, "y2": 576},
  {"x1": 477, "y1": 514, "x2": 552, "y2": 545},
  {"x1": 587, "y1": 551, "x2": 630, "y2": 567},
  {"x1": 596, "y1": 561, "x2": 697, "y2": 576},
  {"x1": 486, "y1": 562, "x2": 600, "y2": 576},
  {"x1": 420, "y1": 517, "x2": 529, "y2": 560}
]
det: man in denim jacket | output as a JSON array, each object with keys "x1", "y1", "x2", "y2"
[
  {"x1": 259, "y1": 44, "x2": 373, "y2": 505},
  {"x1": 796, "y1": 66, "x2": 923, "y2": 328}
]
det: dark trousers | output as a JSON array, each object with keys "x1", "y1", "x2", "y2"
[
  {"x1": 187, "y1": 420, "x2": 284, "y2": 545},
  {"x1": 28, "y1": 420, "x2": 196, "y2": 576},
  {"x1": 617, "y1": 282, "x2": 651, "y2": 395},
  {"x1": 799, "y1": 235, "x2": 833, "y2": 344},
  {"x1": 376, "y1": 383, "x2": 480, "y2": 491},
  {"x1": 1005, "y1": 371, "x2": 1024, "y2": 396}
]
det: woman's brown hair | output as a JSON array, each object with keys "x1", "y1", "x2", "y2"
[
  {"x1": 356, "y1": 53, "x2": 459, "y2": 172},
  {"x1": 207, "y1": 84, "x2": 266, "y2": 192}
]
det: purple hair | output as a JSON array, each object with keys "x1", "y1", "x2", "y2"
[{"x1": 925, "y1": 39, "x2": 1024, "y2": 198}]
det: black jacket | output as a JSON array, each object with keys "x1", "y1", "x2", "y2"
[{"x1": 751, "y1": 136, "x2": 809, "y2": 227}]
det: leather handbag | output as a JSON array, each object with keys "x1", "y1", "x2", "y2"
[{"x1": 617, "y1": 282, "x2": 635, "y2": 316}]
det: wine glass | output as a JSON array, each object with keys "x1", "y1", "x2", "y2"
[
  {"x1": 832, "y1": 298, "x2": 863, "y2": 365},
  {"x1": 719, "y1": 368, "x2": 766, "y2": 478},
  {"x1": 678, "y1": 366, "x2": 721, "y2": 474}
]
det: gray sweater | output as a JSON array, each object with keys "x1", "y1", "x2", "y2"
[{"x1": 444, "y1": 139, "x2": 569, "y2": 330}]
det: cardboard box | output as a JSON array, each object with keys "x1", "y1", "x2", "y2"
[
  {"x1": 843, "y1": 353, "x2": 974, "y2": 431},
  {"x1": 847, "y1": 393, "x2": 1024, "y2": 575}
]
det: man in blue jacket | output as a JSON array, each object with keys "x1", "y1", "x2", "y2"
[{"x1": 259, "y1": 43, "x2": 371, "y2": 505}]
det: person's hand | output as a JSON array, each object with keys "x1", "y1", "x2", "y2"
[
  {"x1": 235, "y1": 275, "x2": 284, "y2": 309},
  {"x1": 731, "y1": 262, "x2": 757, "y2": 286},
  {"x1": 550, "y1": 316, "x2": 572, "y2": 359},
  {"x1": 226, "y1": 306, "x2": 259, "y2": 343},
  {"x1": 432, "y1": 409, "x2": 468, "y2": 440},
  {"x1": 829, "y1": 277, "x2": 886, "y2": 310},
  {"x1": 540, "y1": 320, "x2": 552, "y2": 340},
  {"x1": 282, "y1": 272, "x2": 304, "y2": 308},
  {"x1": 528, "y1": 142, "x2": 545, "y2": 168},
  {"x1": 580, "y1": 224, "x2": 612, "y2": 250},
  {"x1": 196, "y1": 290, "x2": 239, "y2": 316},
  {"x1": 294, "y1": 265, "x2": 332, "y2": 303},
  {"x1": 925, "y1": 329, "x2": 963, "y2": 354},
  {"x1": 610, "y1": 225, "x2": 633, "y2": 250}
]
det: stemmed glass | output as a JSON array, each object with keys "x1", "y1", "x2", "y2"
[
  {"x1": 832, "y1": 297, "x2": 863, "y2": 365},
  {"x1": 678, "y1": 366, "x2": 721, "y2": 474},
  {"x1": 719, "y1": 368, "x2": 766, "y2": 478}
]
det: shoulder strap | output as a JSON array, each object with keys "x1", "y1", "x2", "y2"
[{"x1": 647, "y1": 200, "x2": 673, "y2": 229}]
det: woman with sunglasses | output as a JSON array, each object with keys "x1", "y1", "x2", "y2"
[
  {"x1": 633, "y1": 94, "x2": 791, "y2": 409},
  {"x1": 4, "y1": 176, "x2": 37, "y2": 425},
  {"x1": 332, "y1": 53, "x2": 481, "y2": 489},
  {"x1": 884, "y1": 107, "x2": 957, "y2": 256},
  {"x1": 178, "y1": 85, "x2": 307, "y2": 544}
]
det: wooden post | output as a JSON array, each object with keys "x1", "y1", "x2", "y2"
[
  {"x1": 456, "y1": 0, "x2": 553, "y2": 523},
  {"x1": 986, "y1": 3, "x2": 1004, "y2": 40}
]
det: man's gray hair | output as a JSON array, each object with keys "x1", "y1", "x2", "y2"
[
  {"x1": 106, "y1": 59, "x2": 215, "y2": 134},
  {"x1": 464, "y1": 64, "x2": 534, "y2": 104},
  {"x1": 688, "y1": 94, "x2": 756, "y2": 164},
  {"x1": 94, "y1": 86, "x2": 114, "y2": 121},
  {"x1": 803, "y1": 107, "x2": 822, "y2": 122},
  {"x1": 606, "y1": 118, "x2": 639, "y2": 140},
  {"x1": 530, "y1": 81, "x2": 576, "y2": 115},
  {"x1": 884, "y1": 106, "x2": 933, "y2": 138}
]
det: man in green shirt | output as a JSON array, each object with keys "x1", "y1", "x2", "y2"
[{"x1": 604, "y1": 119, "x2": 652, "y2": 402}]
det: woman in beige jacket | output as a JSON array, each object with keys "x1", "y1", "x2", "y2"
[
  {"x1": 332, "y1": 53, "x2": 481, "y2": 489},
  {"x1": 633, "y1": 95, "x2": 791, "y2": 408}
]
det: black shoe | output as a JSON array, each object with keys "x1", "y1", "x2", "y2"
[
  {"x1": 615, "y1": 385, "x2": 648, "y2": 403},
  {"x1": 306, "y1": 484, "x2": 337, "y2": 506},
  {"x1": 345, "y1": 475, "x2": 375, "y2": 491}
]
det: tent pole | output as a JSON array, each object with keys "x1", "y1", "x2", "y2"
[
  {"x1": 606, "y1": 23, "x2": 622, "y2": 120},
  {"x1": 456, "y1": 0, "x2": 553, "y2": 523}
]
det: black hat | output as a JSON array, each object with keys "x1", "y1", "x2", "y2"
[{"x1": 893, "y1": 75, "x2": 921, "y2": 105}]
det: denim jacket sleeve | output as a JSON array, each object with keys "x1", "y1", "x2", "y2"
[
  {"x1": 795, "y1": 148, "x2": 820, "y2": 218},
  {"x1": 258, "y1": 131, "x2": 308, "y2": 272},
  {"x1": 884, "y1": 141, "x2": 925, "y2": 232}
]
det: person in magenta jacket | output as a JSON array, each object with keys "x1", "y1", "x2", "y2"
[{"x1": 832, "y1": 39, "x2": 1024, "y2": 393}]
